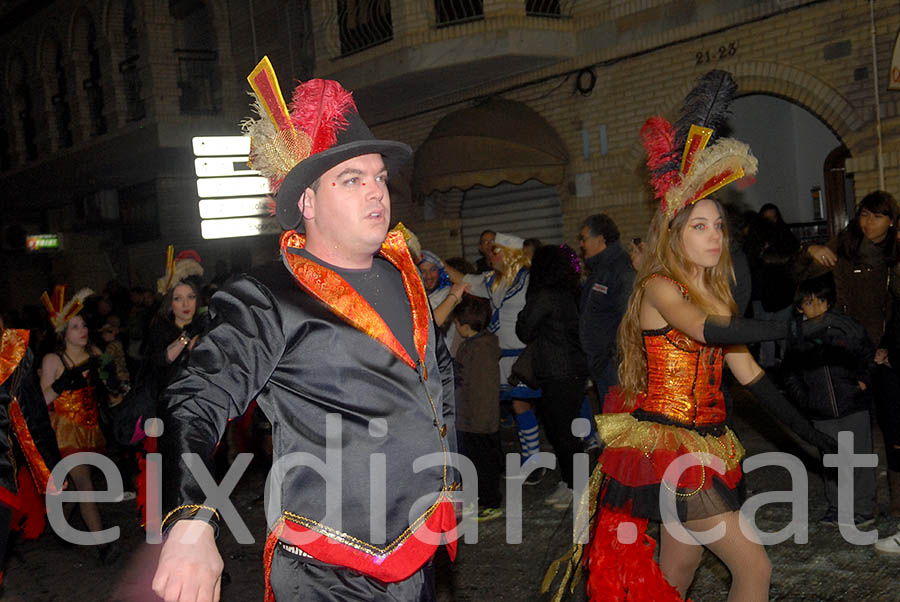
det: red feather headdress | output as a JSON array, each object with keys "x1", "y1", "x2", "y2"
[{"x1": 242, "y1": 56, "x2": 357, "y2": 203}]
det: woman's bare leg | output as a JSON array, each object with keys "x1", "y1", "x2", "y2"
[
  {"x1": 663, "y1": 511, "x2": 771, "y2": 602},
  {"x1": 659, "y1": 522, "x2": 705, "y2": 597}
]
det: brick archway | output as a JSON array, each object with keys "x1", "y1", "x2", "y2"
[{"x1": 627, "y1": 62, "x2": 862, "y2": 167}]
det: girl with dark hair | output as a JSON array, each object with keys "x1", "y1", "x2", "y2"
[
  {"x1": 515, "y1": 244, "x2": 587, "y2": 509},
  {"x1": 803, "y1": 190, "x2": 900, "y2": 517}
]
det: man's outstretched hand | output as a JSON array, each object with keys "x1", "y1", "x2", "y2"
[{"x1": 152, "y1": 520, "x2": 223, "y2": 602}]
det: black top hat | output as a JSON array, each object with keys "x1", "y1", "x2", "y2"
[{"x1": 244, "y1": 57, "x2": 412, "y2": 231}]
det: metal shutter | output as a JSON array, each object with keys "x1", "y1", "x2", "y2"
[{"x1": 460, "y1": 179, "x2": 563, "y2": 263}]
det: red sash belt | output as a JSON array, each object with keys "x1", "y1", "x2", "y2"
[{"x1": 264, "y1": 498, "x2": 457, "y2": 601}]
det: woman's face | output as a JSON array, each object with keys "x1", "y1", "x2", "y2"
[
  {"x1": 65, "y1": 315, "x2": 89, "y2": 348},
  {"x1": 171, "y1": 283, "x2": 197, "y2": 324},
  {"x1": 680, "y1": 198, "x2": 724, "y2": 270},
  {"x1": 420, "y1": 261, "x2": 439, "y2": 292},
  {"x1": 859, "y1": 208, "x2": 892, "y2": 243}
]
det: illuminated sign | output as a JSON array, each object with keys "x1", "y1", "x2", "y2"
[
  {"x1": 26, "y1": 234, "x2": 61, "y2": 251},
  {"x1": 198, "y1": 197, "x2": 270, "y2": 219},
  {"x1": 192, "y1": 136, "x2": 275, "y2": 239},
  {"x1": 200, "y1": 217, "x2": 281, "y2": 239}
]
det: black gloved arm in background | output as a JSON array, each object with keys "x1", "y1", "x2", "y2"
[{"x1": 745, "y1": 372, "x2": 837, "y2": 455}]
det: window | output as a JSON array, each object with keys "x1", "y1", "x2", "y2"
[
  {"x1": 337, "y1": 0, "x2": 393, "y2": 56},
  {"x1": 434, "y1": 0, "x2": 483, "y2": 27}
]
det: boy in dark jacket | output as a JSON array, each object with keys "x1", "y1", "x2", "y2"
[
  {"x1": 782, "y1": 275, "x2": 876, "y2": 527},
  {"x1": 453, "y1": 295, "x2": 503, "y2": 521}
]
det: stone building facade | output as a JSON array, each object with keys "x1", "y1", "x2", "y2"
[{"x1": 1, "y1": 0, "x2": 898, "y2": 308}]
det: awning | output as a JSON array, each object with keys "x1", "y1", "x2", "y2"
[{"x1": 413, "y1": 98, "x2": 569, "y2": 195}]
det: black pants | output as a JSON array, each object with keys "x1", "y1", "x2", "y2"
[
  {"x1": 270, "y1": 547, "x2": 435, "y2": 602},
  {"x1": 459, "y1": 430, "x2": 502, "y2": 508},
  {"x1": 536, "y1": 376, "x2": 586, "y2": 488},
  {"x1": 812, "y1": 410, "x2": 875, "y2": 516}
]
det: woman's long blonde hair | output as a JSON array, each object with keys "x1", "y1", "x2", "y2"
[
  {"x1": 616, "y1": 199, "x2": 738, "y2": 401},
  {"x1": 491, "y1": 245, "x2": 530, "y2": 291}
]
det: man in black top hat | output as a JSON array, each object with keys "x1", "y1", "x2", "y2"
[{"x1": 152, "y1": 58, "x2": 457, "y2": 602}]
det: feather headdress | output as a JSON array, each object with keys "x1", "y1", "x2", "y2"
[
  {"x1": 41, "y1": 285, "x2": 94, "y2": 333},
  {"x1": 641, "y1": 70, "x2": 757, "y2": 220},
  {"x1": 157, "y1": 245, "x2": 204, "y2": 294}
]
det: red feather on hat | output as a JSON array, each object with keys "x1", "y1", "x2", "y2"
[
  {"x1": 289, "y1": 79, "x2": 357, "y2": 155},
  {"x1": 640, "y1": 116, "x2": 680, "y2": 209}
]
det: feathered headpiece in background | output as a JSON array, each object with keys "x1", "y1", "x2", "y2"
[
  {"x1": 41, "y1": 285, "x2": 94, "y2": 333},
  {"x1": 641, "y1": 70, "x2": 758, "y2": 220},
  {"x1": 157, "y1": 245, "x2": 204, "y2": 294}
]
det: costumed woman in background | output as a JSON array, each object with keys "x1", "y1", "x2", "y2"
[
  {"x1": 144, "y1": 247, "x2": 207, "y2": 397},
  {"x1": 446, "y1": 234, "x2": 545, "y2": 480},
  {"x1": 39, "y1": 286, "x2": 119, "y2": 564},
  {"x1": 546, "y1": 70, "x2": 846, "y2": 602},
  {"x1": 131, "y1": 247, "x2": 208, "y2": 520},
  {"x1": 0, "y1": 315, "x2": 63, "y2": 583}
]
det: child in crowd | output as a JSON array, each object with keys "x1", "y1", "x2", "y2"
[
  {"x1": 453, "y1": 295, "x2": 503, "y2": 521},
  {"x1": 781, "y1": 274, "x2": 876, "y2": 527}
]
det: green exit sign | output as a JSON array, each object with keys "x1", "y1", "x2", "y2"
[{"x1": 26, "y1": 234, "x2": 61, "y2": 251}]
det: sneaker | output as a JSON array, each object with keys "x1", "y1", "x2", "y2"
[
  {"x1": 552, "y1": 487, "x2": 574, "y2": 510},
  {"x1": 477, "y1": 507, "x2": 503, "y2": 522},
  {"x1": 524, "y1": 467, "x2": 549, "y2": 486},
  {"x1": 875, "y1": 530, "x2": 900, "y2": 555},
  {"x1": 852, "y1": 514, "x2": 876, "y2": 529},
  {"x1": 544, "y1": 482, "x2": 571, "y2": 506}
]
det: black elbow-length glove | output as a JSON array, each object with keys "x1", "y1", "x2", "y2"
[
  {"x1": 703, "y1": 313, "x2": 858, "y2": 347},
  {"x1": 745, "y1": 373, "x2": 838, "y2": 455}
]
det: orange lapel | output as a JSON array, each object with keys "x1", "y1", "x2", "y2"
[
  {"x1": 280, "y1": 230, "x2": 431, "y2": 373},
  {"x1": 0, "y1": 329, "x2": 29, "y2": 387}
]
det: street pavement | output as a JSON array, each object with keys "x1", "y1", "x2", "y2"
[{"x1": 2, "y1": 384, "x2": 899, "y2": 601}]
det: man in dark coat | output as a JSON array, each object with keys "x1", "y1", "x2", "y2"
[
  {"x1": 152, "y1": 60, "x2": 457, "y2": 602},
  {"x1": 578, "y1": 214, "x2": 635, "y2": 405},
  {"x1": 0, "y1": 323, "x2": 63, "y2": 581}
]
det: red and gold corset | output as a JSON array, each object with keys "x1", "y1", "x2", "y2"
[
  {"x1": 51, "y1": 386, "x2": 100, "y2": 428},
  {"x1": 639, "y1": 326, "x2": 726, "y2": 427}
]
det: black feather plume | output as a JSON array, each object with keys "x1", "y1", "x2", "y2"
[
  {"x1": 673, "y1": 70, "x2": 737, "y2": 148},
  {"x1": 651, "y1": 70, "x2": 737, "y2": 179}
]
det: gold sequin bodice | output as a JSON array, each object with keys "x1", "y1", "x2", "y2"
[
  {"x1": 639, "y1": 326, "x2": 726, "y2": 427},
  {"x1": 51, "y1": 386, "x2": 100, "y2": 428}
]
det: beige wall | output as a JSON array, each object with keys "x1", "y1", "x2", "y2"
[{"x1": 368, "y1": 0, "x2": 900, "y2": 256}]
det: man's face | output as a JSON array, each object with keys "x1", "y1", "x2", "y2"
[
  {"x1": 302, "y1": 153, "x2": 390, "y2": 263},
  {"x1": 478, "y1": 232, "x2": 495, "y2": 258},
  {"x1": 420, "y1": 261, "x2": 439, "y2": 292},
  {"x1": 579, "y1": 226, "x2": 606, "y2": 259}
]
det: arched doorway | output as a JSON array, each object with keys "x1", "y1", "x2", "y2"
[
  {"x1": 413, "y1": 97, "x2": 568, "y2": 261},
  {"x1": 729, "y1": 94, "x2": 850, "y2": 241}
]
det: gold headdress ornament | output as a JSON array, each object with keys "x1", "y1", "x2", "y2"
[
  {"x1": 41, "y1": 285, "x2": 94, "y2": 333},
  {"x1": 157, "y1": 245, "x2": 204, "y2": 294},
  {"x1": 241, "y1": 57, "x2": 314, "y2": 196},
  {"x1": 392, "y1": 222, "x2": 422, "y2": 260},
  {"x1": 641, "y1": 70, "x2": 758, "y2": 221}
]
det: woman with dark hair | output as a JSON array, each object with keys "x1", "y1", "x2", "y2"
[
  {"x1": 803, "y1": 190, "x2": 900, "y2": 516},
  {"x1": 515, "y1": 244, "x2": 587, "y2": 509}
]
